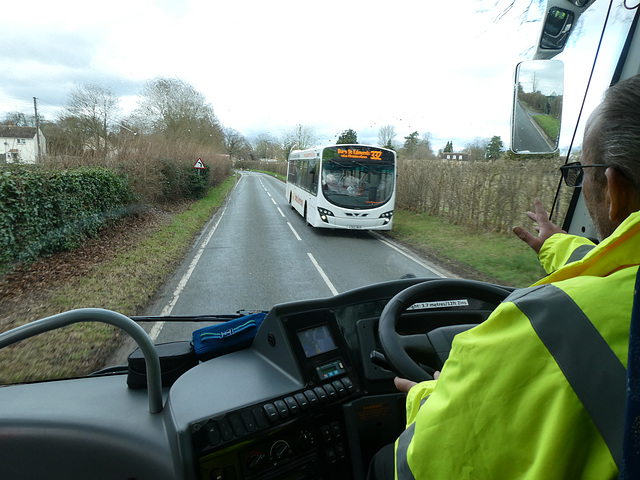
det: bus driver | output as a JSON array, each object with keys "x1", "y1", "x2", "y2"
[{"x1": 368, "y1": 74, "x2": 640, "y2": 479}]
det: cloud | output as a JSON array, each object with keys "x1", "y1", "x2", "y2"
[
  {"x1": 3, "y1": 29, "x2": 96, "y2": 69},
  {"x1": 0, "y1": 0, "x2": 616, "y2": 153}
]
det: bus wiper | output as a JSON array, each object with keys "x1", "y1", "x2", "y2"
[
  {"x1": 130, "y1": 310, "x2": 268, "y2": 323},
  {"x1": 130, "y1": 314, "x2": 245, "y2": 323},
  {"x1": 327, "y1": 160, "x2": 349, "y2": 168}
]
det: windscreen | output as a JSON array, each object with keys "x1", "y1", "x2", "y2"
[{"x1": 321, "y1": 146, "x2": 395, "y2": 209}]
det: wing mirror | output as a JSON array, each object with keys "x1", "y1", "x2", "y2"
[{"x1": 510, "y1": 59, "x2": 564, "y2": 154}]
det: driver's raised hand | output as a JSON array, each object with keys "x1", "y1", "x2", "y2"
[{"x1": 512, "y1": 198, "x2": 566, "y2": 254}]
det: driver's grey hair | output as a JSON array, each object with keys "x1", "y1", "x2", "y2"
[{"x1": 589, "y1": 74, "x2": 640, "y2": 193}]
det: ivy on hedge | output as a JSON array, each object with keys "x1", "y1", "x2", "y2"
[
  {"x1": 158, "y1": 158, "x2": 210, "y2": 202},
  {"x1": 0, "y1": 165, "x2": 133, "y2": 273}
]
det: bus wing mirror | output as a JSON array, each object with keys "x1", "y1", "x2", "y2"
[{"x1": 510, "y1": 59, "x2": 564, "y2": 155}]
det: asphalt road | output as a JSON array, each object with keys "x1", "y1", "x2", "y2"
[
  {"x1": 137, "y1": 172, "x2": 446, "y2": 345},
  {"x1": 511, "y1": 100, "x2": 555, "y2": 153}
]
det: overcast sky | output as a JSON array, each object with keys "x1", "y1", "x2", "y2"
[{"x1": 0, "y1": 0, "x2": 624, "y2": 151}]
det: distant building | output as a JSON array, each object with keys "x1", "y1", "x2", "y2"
[
  {"x1": 439, "y1": 152, "x2": 470, "y2": 162},
  {"x1": 0, "y1": 125, "x2": 46, "y2": 164}
]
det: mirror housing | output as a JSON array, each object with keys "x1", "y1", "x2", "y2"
[
  {"x1": 533, "y1": 0, "x2": 596, "y2": 59},
  {"x1": 510, "y1": 59, "x2": 564, "y2": 154}
]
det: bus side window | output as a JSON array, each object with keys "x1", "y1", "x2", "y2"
[{"x1": 310, "y1": 160, "x2": 317, "y2": 195}]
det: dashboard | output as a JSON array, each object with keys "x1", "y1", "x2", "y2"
[{"x1": 0, "y1": 277, "x2": 503, "y2": 480}]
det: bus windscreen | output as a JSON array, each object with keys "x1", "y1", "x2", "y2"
[{"x1": 321, "y1": 146, "x2": 395, "y2": 209}]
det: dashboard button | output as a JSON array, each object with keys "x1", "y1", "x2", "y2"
[
  {"x1": 206, "y1": 422, "x2": 221, "y2": 446},
  {"x1": 253, "y1": 407, "x2": 268, "y2": 428},
  {"x1": 218, "y1": 418, "x2": 234, "y2": 441},
  {"x1": 341, "y1": 377, "x2": 355, "y2": 392},
  {"x1": 263, "y1": 403, "x2": 279, "y2": 423},
  {"x1": 305, "y1": 389, "x2": 319, "y2": 407},
  {"x1": 314, "y1": 386, "x2": 329, "y2": 404},
  {"x1": 325, "y1": 446, "x2": 338, "y2": 463},
  {"x1": 330, "y1": 421, "x2": 342, "y2": 438},
  {"x1": 274, "y1": 399, "x2": 290, "y2": 418},
  {"x1": 323, "y1": 384, "x2": 337, "y2": 400},
  {"x1": 229, "y1": 414, "x2": 245, "y2": 436},
  {"x1": 295, "y1": 393, "x2": 310, "y2": 410},
  {"x1": 332, "y1": 380, "x2": 347, "y2": 397},
  {"x1": 284, "y1": 396, "x2": 299, "y2": 414},
  {"x1": 320, "y1": 424, "x2": 332, "y2": 442},
  {"x1": 241, "y1": 411, "x2": 257, "y2": 432}
]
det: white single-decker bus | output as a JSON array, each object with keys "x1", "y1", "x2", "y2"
[{"x1": 286, "y1": 144, "x2": 396, "y2": 230}]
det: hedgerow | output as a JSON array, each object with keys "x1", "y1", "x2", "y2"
[{"x1": 0, "y1": 165, "x2": 132, "y2": 273}]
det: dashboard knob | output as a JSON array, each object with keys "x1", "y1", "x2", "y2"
[
  {"x1": 271, "y1": 440, "x2": 291, "y2": 460},
  {"x1": 247, "y1": 451, "x2": 265, "y2": 470}
]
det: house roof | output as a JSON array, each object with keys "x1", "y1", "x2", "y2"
[{"x1": 0, "y1": 125, "x2": 38, "y2": 138}]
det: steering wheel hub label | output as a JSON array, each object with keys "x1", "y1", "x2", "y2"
[{"x1": 408, "y1": 299, "x2": 470, "y2": 310}]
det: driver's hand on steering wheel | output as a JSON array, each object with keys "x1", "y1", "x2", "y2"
[{"x1": 394, "y1": 372, "x2": 440, "y2": 393}]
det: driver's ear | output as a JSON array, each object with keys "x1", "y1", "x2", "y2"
[{"x1": 605, "y1": 167, "x2": 640, "y2": 225}]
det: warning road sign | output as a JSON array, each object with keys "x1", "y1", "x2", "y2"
[{"x1": 193, "y1": 158, "x2": 205, "y2": 169}]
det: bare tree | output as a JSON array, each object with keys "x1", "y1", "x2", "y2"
[
  {"x1": 133, "y1": 77, "x2": 223, "y2": 148},
  {"x1": 415, "y1": 132, "x2": 436, "y2": 159},
  {"x1": 1, "y1": 111, "x2": 35, "y2": 127},
  {"x1": 378, "y1": 125, "x2": 397, "y2": 149},
  {"x1": 253, "y1": 133, "x2": 281, "y2": 160},
  {"x1": 465, "y1": 137, "x2": 490, "y2": 161},
  {"x1": 486, "y1": 0, "x2": 543, "y2": 24},
  {"x1": 64, "y1": 83, "x2": 120, "y2": 159},
  {"x1": 223, "y1": 128, "x2": 249, "y2": 161},
  {"x1": 281, "y1": 124, "x2": 317, "y2": 160}
]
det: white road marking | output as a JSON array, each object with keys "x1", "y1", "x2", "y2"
[
  {"x1": 277, "y1": 207, "x2": 286, "y2": 217},
  {"x1": 288, "y1": 222, "x2": 302, "y2": 241},
  {"x1": 308, "y1": 253, "x2": 339, "y2": 296},
  {"x1": 152, "y1": 178, "x2": 241, "y2": 341},
  {"x1": 371, "y1": 233, "x2": 448, "y2": 278}
]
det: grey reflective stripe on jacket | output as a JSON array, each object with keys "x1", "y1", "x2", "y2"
[
  {"x1": 508, "y1": 284, "x2": 626, "y2": 469},
  {"x1": 396, "y1": 397, "x2": 428, "y2": 480},
  {"x1": 566, "y1": 244, "x2": 596, "y2": 265},
  {"x1": 396, "y1": 422, "x2": 417, "y2": 480}
]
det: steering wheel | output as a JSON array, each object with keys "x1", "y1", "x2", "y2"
[{"x1": 378, "y1": 279, "x2": 513, "y2": 382}]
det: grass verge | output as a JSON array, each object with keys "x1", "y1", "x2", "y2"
[
  {"x1": 533, "y1": 114, "x2": 561, "y2": 142},
  {"x1": 0, "y1": 176, "x2": 236, "y2": 383},
  {"x1": 386, "y1": 209, "x2": 546, "y2": 288}
]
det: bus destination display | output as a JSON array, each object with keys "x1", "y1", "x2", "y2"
[{"x1": 335, "y1": 148, "x2": 384, "y2": 160}]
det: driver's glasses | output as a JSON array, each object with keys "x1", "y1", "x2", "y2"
[{"x1": 559, "y1": 162, "x2": 608, "y2": 187}]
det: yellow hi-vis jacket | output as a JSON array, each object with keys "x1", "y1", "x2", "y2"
[{"x1": 395, "y1": 210, "x2": 640, "y2": 479}]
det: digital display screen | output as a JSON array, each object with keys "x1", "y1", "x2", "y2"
[
  {"x1": 297, "y1": 325, "x2": 338, "y2": 358},
  {"x1": 335, "y1": 147, "x2": 384, "y2": 160},
  {"x1": 316, "y1": 360, "x2": 346, "y2": 380}
]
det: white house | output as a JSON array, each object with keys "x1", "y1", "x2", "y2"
[{"x1": 0, "y1": 125, "x2": 46, "y2": 164}]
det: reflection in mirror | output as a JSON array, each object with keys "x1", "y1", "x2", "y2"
[
  {"x1": 511, "y1": 60, "x2": 564, "y2": 154},
  {"x1": 540, "y1": 7, "x2": 574, "y2": 50}
]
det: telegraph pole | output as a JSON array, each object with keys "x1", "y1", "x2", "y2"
[{"x1": 33, "y1": 97, "x2": 42, "y2": 161}]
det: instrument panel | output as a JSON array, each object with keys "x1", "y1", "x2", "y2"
[{"x1": 190, "y1": 308, "x2": 364, "y2": 479}]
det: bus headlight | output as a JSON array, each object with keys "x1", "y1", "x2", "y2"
[
  {"x1": 317, "y1": 207, "x2": 334, "y2": 223},
  {"x1": 379, "y1": 210, "x2": 393, "y2": 225}
]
